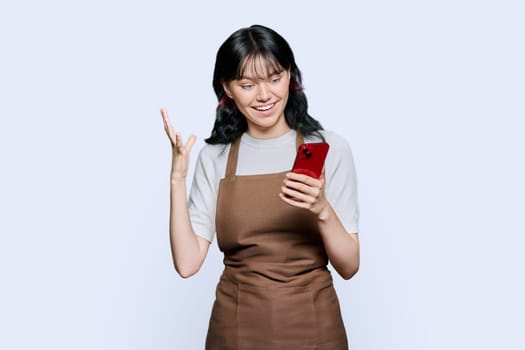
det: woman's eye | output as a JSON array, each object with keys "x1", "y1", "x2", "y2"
[
  {"x1": 241, "y1": 84, "x2": 254, "y2": 90},
  {"x1": 271, "y1": 77, "x2": 281, "y2": 84}
]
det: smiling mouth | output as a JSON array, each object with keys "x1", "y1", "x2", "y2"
[{"x1": 253, "y1": 103, "x2": 275, "y2": 111}]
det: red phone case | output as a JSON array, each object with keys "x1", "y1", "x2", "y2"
[{"x1": 292, "y1": 142, "x2": 330, "y2": 179}]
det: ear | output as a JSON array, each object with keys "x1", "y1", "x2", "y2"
[{"x1": 222, "y1": 81, "x2": 233, "y2": 99}]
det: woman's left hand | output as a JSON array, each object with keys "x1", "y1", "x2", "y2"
[{"x1": 279, "y1": 171, "x2": 329, "y2": 219}]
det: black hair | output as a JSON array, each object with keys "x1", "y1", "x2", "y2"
[{"x1": 205, "y1": 25, "x2": 324, "y2": 144}]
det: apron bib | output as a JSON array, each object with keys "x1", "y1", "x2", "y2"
[{"x1": 205, "y1": 133, "x2": 348, "y2": 350}]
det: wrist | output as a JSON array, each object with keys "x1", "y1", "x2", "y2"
[
  {"x1": 170, "y1": 177, "x2": 186, "y2": 185},
  {"x1": 317, "y1": 204, "x2": 332, "y2": 222}
]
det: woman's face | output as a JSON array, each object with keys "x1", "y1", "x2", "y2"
[{"x1": 223, "y1": 58, "x2": 291, "y2": 139}]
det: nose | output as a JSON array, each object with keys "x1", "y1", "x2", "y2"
[{"x1": 256, "y1": 82, "x2": 271, "y2": 102}]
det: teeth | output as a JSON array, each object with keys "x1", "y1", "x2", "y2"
[{"x1": 255, "y1": 103, "x2": 274, "y2": 111}]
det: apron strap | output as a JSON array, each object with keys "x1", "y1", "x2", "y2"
[
  {"x1": 225, "y1": 136, "x2": 241, "y2": 178},
  {"x1": 224, "y1": 130, "x2": 305, "y2": 178}
]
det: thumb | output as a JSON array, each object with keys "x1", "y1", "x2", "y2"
[{"x1": 185, "y1": 134, "x2": 197, "y2": 153}]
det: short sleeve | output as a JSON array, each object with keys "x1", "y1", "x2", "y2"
[
  {"x1": 188, "y1": 145, "x2": 228, "y2": 242},
  {"x1": 323, "y1": 132, "x2": 360, "y2": 234}
]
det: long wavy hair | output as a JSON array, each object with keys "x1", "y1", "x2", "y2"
[{"x1": 205, "y1": 25, "x2": 323, "y2": 144}]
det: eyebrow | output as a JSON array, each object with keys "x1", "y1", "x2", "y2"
[{"x1": 239, "y1": 69, "x2": 284, "y2": 81}]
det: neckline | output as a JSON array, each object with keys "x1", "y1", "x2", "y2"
[
  {"x1": 241, "y1": 129, "x2": 297, "y2": 149},
  {"x1": 224, "y1": 131, "x2": 304, "y2": 178}
]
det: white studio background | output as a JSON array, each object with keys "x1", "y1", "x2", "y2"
[{"x1": 0, "y1": 1, "x2": 523, "y2": 349}]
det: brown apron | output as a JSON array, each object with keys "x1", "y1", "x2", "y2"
[{"x1": 205, "y1": 133, "x2": 348, "y2": 350}]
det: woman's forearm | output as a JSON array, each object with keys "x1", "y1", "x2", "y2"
[
  {"x1": 317, "y1": 204, "x2": 360, "y2": 280},
  {"x1": 169, "y1": 179, "x2": 209, "y2": 278},
  {"x1": 279, "y1": 172, "x2": 360, "y2": 279},
  {"x1": 160, "y1": 109, "x2": 207, "y2": 278}
]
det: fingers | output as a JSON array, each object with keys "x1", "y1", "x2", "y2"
[
  {"x1": 186, "y1": 134, "x2": 197, "y2": 152},
  {"x1": 279, "y1": 192, "x2": 311, "y2": 209},
  {"x1": 160, "y1": 108, "x2": 171, "y2": 132},
  {"x1": 281, "y1": 171, "x2": 324, "y2": 205},
  {"x1": 174, "y1": 133, "x2": 186, "y2": 154},
  {"x1": 160, "y1": 108, "x2": 176, "y2": 143},
  {"x1": 280, "y1": 187, "x2": 316, "y2": 205},
  {"x1": 282, "y1": 181, "x2": 320, "y2": 200},
  {"x1": 285, "y1": 172, "x2": 323, "y2": 192},
  {"x1": 161, "y1": 108, "x2": 196, "y2": 152},
  {"x1": 173, "y1": 132, "x2": 197, "y2": 156},
  {"x1": 286, "y1": 172, "x2": 323, "y2": 186},
  {"x1": 160, "y1": 108, "x2": 169, "y2": 122}
]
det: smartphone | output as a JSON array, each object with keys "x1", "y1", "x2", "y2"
[{"x1": 292, "y1": 142, "x2": 330, "y2": 179}]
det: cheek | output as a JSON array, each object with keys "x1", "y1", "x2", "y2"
[
  {"x1": 234, "y1": 97, "x2": 256, "y2": 114},
  {"x1": 230, "y1": 91, "x2": 251, "y2": 107},
  {"x1": 280, "y1": 79, "x2": 292, "y2": 97},
  {"x1": 279, "y1": 86, "x2": 291, "y2": 102}
]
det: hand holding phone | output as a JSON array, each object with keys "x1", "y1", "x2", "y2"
[{"x1": 292, "y1": 142, "x2": 329, "y2": 179}]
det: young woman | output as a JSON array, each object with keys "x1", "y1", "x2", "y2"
[{"x1": 161, "y1": 24, "x2": 359, "y2": 350}]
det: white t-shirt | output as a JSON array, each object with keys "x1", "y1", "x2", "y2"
[{"x1": 188, "y1": 129, "x2": 359, "y2": 242}]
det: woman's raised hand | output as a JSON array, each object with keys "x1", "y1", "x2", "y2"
[{"x1": 160, "y1": 108, "x2": 197, "y2": 181}]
